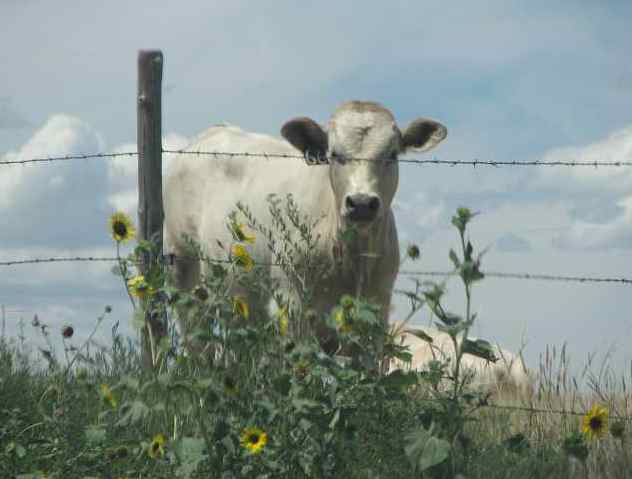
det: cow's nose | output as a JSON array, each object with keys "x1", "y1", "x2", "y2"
[{"x1": 345, "y1": 194, "x2": 381, "y2": 222}]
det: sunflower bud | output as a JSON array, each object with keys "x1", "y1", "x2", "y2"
[
  {"x1": 341, "y1": 295, "x2": 354, "y2": 310},
  {"x1": 193, "y1": 286, "x2": 209, "y2": 302},
  {"x1": 610, "y1": 421, "x2": 625, "y2": 439},
  {"x1": 407, "y1": 244, "x2": 421, "y2": 260},
  {"x1": 61, "y1": 325, "x2": 74, "y2": 339}
]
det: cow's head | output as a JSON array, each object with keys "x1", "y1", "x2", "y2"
[{"x1": 281, "y1": 101, "x2": 447, "y2": 234}]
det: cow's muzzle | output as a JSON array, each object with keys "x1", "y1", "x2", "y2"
[{"x1": 344, "y1": 193, "x2": 381, "y2": 223}]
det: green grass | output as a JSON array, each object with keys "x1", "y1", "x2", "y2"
[{"x1": 1, "y1": 331, "x2": 630, "y2": 479}]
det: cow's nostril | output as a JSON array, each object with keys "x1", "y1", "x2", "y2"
[{"x1": 368, "y1": 197, "x2": 380, "y2": 212}]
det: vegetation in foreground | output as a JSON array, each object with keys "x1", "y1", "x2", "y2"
[{"x1": 1, "y1": 202, "x2": 630, "y2": 478}]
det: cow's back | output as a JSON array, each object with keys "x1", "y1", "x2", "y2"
[{"x1": 164, "y1": 125, "x2": 331, "y2": 263}]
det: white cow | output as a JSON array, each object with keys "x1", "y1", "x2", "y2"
[
  {"x1": 164, "y1": 101, "x2": 447, "y2": 349},
  {"x1": 390, "y1": 326, "x2": 533, "y2": 395}
]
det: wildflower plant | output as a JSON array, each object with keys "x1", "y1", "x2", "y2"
[{"x1": 399, "y1": 207, "x2": 501, "y2": 475}]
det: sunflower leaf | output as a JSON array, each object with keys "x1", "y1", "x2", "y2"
[
  {"x1": 407, "y1": 328, "x2": 434, "y2": 344},
  {"x1": 84, "y1": 425, "x2": 107, "y2": 445},
  {"x1": 404, "y1": 426, "x2": 451, "y2": 472},
  {"x1": 380, "y1": 369, "x2": 418, "y2": 390},
  {"x1": 462, "y1": 338, "x2": 498, "y2": 363},
  {"x1": 174, "y1": 437, "x2": 207, "y2": 479}
]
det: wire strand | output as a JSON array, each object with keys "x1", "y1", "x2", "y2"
[
  {"x1": 3, "y1": 148, "x2": 630, "y2": 168},
  {"x1": 399, "y1": 270, "x2": 632, "y2": 285},
  {"x1": 163, "y1": 149, "x2": 632, "y2": 168},
  {"x1": 2, "y1": 255, "x2": 631, "y2": 286},
  {"x1": 0, "y1": 151, "x2": 138, "y2": 166}
]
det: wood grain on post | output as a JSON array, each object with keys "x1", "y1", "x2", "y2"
[{"x1": 137, "y1": 49, "x2": 165, "y2": 369}]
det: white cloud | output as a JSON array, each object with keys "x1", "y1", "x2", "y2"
[
  {"x1": 0, "y1": 115, "x2": 109, "y2": 248},
  {"x1": 553, "y1": 196, "x2": 632, "y2": 250},
  {"x1": 537, "y1": 125, "x2": 632, "y2": 193},
  {"x1": 533, "y1": 125, "x2": 632, "y2": 250},
  {"x1": 0, "y1": 114, "x2": 103, "y2": 209}
]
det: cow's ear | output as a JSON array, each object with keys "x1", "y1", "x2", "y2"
[
  {"x1": 281, "y1": 117, "x2": 328, "y2": 158},
  {"x1": 401, "y1": 118, "x2": 447, "y2": 152}
]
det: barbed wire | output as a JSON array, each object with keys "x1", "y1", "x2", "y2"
[
  {"x1": 163, "y1": 149, "x2": 632, "y2": 168},
  {"x1": 0, "y1": 151, "x2": 138, "y2": 166},
  {"x1": 2, "y1": 148, "x2": 632, "y2": 168},
  {"x1": 399, "y1": 270, "x2": 632, "y2": 285},
  {"x1": 0, "y1": 256, "x2": 123, "y2": 266},
  {"x1": 1, "y1": 255, "x2": 631, "y2": 287},
  {"x1": 417, "y1": 397, "x2": 632, "y2": 421}
]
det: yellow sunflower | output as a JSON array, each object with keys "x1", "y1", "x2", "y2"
[
  {"x1": 582, "y1": 404, "x2": 609, "y2": 440},
  {"x1": 230, "y1": 220, "x2": 256, "y2": 244},
  {"x1": 240, "y1": 426, "x2": 267, "y2": 454},
  {"x1": 335, "y1": 308, "x2": 353, "y2": 333},
  {"x1": 127, "y1": 275, "x2": 154, "y2": 299},
  {"x1": 277, "y1": 305, "x2": 289, "y2": 337},
  {"x1": 148, "y1": 433, "x2": 167, "y2": 459},
  {"x1": 233, "y1": 296, "x2": 249, "y2": 320},
  {"x1": 231, "y1": 244, "x2": 254, "y2": 272},
  {"x1": 109, "y1": 212, "x2": 136, "y2": 243},
  {"x1": 100, "y1": 383, "x2": 117, "y2": 409}
]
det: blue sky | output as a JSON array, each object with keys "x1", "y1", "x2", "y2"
[{"x1": 2, "y1": 1, "x2": 632, "y2": 374}]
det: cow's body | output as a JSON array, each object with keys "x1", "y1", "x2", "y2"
[{"x1": 164, "y1": 101, "x2": 447, "y2": 349}]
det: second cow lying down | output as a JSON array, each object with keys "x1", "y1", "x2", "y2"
[{"x1": 390, "y1": 326, "x2": 534, "y2": 395}]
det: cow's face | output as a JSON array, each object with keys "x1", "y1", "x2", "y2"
[{"x1": 281, "y1": 101, "x2": 447, "y2": 233}]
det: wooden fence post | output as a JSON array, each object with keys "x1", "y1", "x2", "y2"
[{"x1": 137, "y1": 49, "x2": 165, "y2": 369}]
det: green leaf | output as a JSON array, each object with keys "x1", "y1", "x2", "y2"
[
  {"x1": 465, "y1": 241, "x2": 474, "y2": 261},
  {"x1": 462, "y1": 338, "x2": 498, "y2": 362},
  {"x1": 291, "y1": 398, "x2": 320, "y2": 414},
  {"x1": 116, "y1": 400, "x2": 150, "y2": 427},
  {"x1": 272, "y1": 374, "x2": 291, "y2": 396},
  {"x1": 5, "y1": 441, "x2": 26, "y2": 458},
  {"x1": 504, "y1": 433, "x2": 530, "y2": 454},
  {"x1": 407, "y1": 328, "x2": 434, "y2": 344},
  {"x1": 339, "y1": 227, "x2": 358, "y2": 244},
  {"x1": 329, "y1": 409, "x2": 341, "y2": 430},
  {"x1": 460, "y1": 259, "x2": 485, "y2": 284},
  {"x1": 438, "y1": 311, "x2": 463, "y2": 327},
  {"x1": 132, "y1": 309, "x2": 145, "y2": 330},
  {"x1": 380, "y1": 369, "x2": 419, "y2": 390},
  {"x1": 117, "y1": 375, "x2": 140, "y2": 392},
  {"x1": 448, "y1": 249, "x2": 460, "y2": 269},
  {"x1": 221, "y1": 435, "x2": 235, "y2": 455},
  {"x1": 174, "y1": 437, "x2": 207, "y2": 479},
  {"x1": 435, "y1": 319, "x2": 473, "y2": 338},
  {"x1": 404, "y1": 426, "x2": 451, "y2": 472},
  {"x1": 423, "y1": 284, "x2": 445, "y2": 305},
  {"x1": 84, "y1": 425, "x2": 107, "y2": 445}
]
